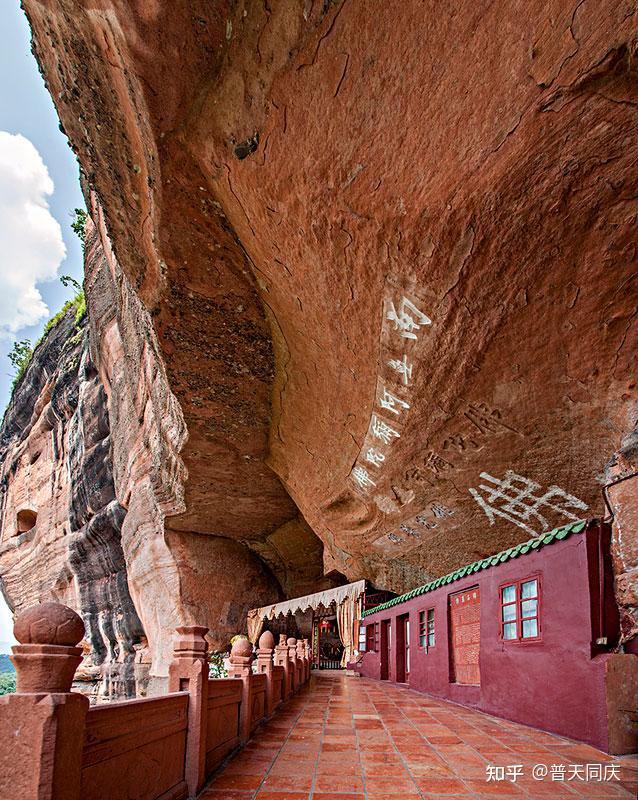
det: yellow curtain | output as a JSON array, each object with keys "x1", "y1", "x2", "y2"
[
  {"x1": 336, "y1": 597, "x2": 356, "y2": 667},
  {"x1": 247, "y1": 610, "x2": 264, "y2": 644}
]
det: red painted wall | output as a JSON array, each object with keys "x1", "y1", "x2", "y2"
[{"x1": 358, "y1": 522, "x2": 624, "y2": 751}]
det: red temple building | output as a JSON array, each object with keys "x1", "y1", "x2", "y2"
[{"x1": 356, "y1": 519, "x2": 635, "y2": 754}]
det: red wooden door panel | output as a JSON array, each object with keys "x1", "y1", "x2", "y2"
[
  {"x1": 404, "y1": 617, "x2": 410, "y2": 680},
  {"x1": 449, "y1": 587, "x2": 481, "y2": 685},
  {"x1": 380, "y1": 620, "x2": 390, "y2": 680}
]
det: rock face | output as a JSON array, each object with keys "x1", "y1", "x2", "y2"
[
  {"x1": 82, "y1": 207, "x2": 331, "y2": 686},
  {"x1": 0, "y1": 308, "x2": 146, "y2": 698},
  {"x1": 2, "y1": 0, "x2": 636, "y2": 682}
]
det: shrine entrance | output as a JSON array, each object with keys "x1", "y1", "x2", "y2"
[
  {"x1": 315, "y1": 613, "x2": 344, "y2": 669},
  {"x1": 247, "y1": 580, "x2": 374, "y2": 670}
]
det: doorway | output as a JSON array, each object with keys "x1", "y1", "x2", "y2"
[
  {"x1": 317, "y1": 614, "x2": 343, "y2": 668},
  {"x1": 449, "y1": 587, "x2": 481, "y2": 685},
  {"x1": 380, "y1": 619, "x2": 391, "y2": 680},
  {"x1": 396, "y1": 614, "x2": 410, "y2": 683}
]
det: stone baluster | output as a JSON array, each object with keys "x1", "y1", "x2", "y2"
[
  {"x1": 168, "y1": 626, "x2": 209, "y2": 799},
  {"x1": 274, "y1": 634, "x2": 292, "y2": 699},
  {"x1": 0, "y1": 603, "x2": 88, "y2": 800},
  {"x1": 287, "y1": 637, "x2": 299, "y2": 693},
  {"x1": 256, "y1": 631, "x2": 276, "y2": 716},
  {"x1": 227, "y1": 637, "x2": 254, "y2": 743}
]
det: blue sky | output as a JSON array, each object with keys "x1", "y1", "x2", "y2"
[
  {"x1": 0, "y1": 3, "x2": 84, "y2": 407},
  {"x1": 0, "y1": 3, "x2": 84, "y2": 649}
]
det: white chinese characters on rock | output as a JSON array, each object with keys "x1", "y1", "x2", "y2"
[
  {"x1": 379, "y1": 387, "x2": 410, "y2": 417},
  {"x1": 387, "y1": 354, "x2": 413, "y2": 386},
  {"x1": 385, "y1": 296, "x2": 432, "y2": 339},
  {"x1": 381, "y1": 502, "x2": 455, "y2": 549},
  {"x1": 469, "y1": 470, "x2": 588, "y2": 537},
  {"x1": 349, "y1": 290, "x2": 433, "y2": 497}
]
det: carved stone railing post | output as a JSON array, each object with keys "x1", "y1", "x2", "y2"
[
  {"x1": 287, "y1": 637, "x2": 298, "y2": 693},
  {"x1": 0, "y1": 603, "x2": 88, "y2": 800},
  {"x1": 274, "y1": 634, "x2": 292, "y2": 699},
  {"x1": 255, "y1": 631, "x2": 276, "y2": 716},
  {"x1": 227, "y1": 638, "x2": 253, "y2": 743},
  {"x1": 168, "y1": 625, "x2": 209, "y2": 799}
]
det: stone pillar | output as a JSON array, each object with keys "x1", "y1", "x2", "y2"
[
  {"x1": 296, "y1": 639, "x2": 307, "y2": 684},
  {"x1": 274, "y1": 634, "x2": 292, "y2": 699},
  {"x1": 287, "y1": 637, "x2": 298, "y2": 693},
  {"x1": 0, "y1": 603, "x2": 89, "y2": 800},
  {"x1": 255, "y1": 631, "x2": 276, "y2": 716},
  {"x1": 168, "y1": 626, "x2": 209, "y2": 799},
  {"x1": 606, "y1": 468, "x2": 638, "y2": 646},
  {"x1": 227, "y1": 638, "x2": 253, "y2": 743},
  {"x1": 304, "y1": 639, "x2": 312, "y2": 679}
]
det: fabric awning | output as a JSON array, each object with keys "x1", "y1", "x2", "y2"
[{"x1": 249, "y1": 580, "x2": 366, "y2": 621}]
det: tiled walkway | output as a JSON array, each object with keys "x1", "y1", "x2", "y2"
[{"x1": 199, "y1": 672, "x2": 638, "y2": 800}]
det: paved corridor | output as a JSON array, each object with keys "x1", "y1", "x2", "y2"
[{"x1": 199, "y1": 673, "x2": 637, "y2": 800}]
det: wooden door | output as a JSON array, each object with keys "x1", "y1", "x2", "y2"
[
  {"x1": 404, "y1": 617, "x2": 410, "y2": 680},
  {"x1": 396, "y1": 614, "x2": 409, "y2": 683},
  {"x1": 449, "y1": 587, "x2": 481, "y2": 685},
  {"x1": 380, "y1": 620, "x2": 390, "y2": 680}
]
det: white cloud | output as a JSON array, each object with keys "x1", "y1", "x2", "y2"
[{"x1": 0, "y1": 132, "x2": 66, "y2": 338}]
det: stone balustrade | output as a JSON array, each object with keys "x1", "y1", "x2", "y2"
[{"x1": 0, "y1": 603, "x2": 311, "y2": 800}]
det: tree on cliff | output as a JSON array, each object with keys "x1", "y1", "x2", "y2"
[{"x1": 7, "y1": 340, "x2": 33, "y2": 387}]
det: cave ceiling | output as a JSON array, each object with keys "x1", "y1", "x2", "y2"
[{"x1": 23, "y1": 0, "x2": 638, "y2": 592}]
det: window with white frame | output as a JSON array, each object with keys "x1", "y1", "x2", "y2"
[
  {"x1": 501, "y1": 577, "x2": 540, "y2": 641},
  {"x1": 418, "y1": 608, "x2": 435, "y2": 650},
  {"x1": 358, "y1": 624, "x2": 367, "y2": 653}
]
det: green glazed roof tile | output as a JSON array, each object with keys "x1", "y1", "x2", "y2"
[{"x1": 361, "y1": 518, "x2": 590, "y2": 617}]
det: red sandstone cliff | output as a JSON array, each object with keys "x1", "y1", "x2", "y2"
[
  {"x1": 0, "y1": 0, "x2": 636, "y2": 687},
  {"x1": 0, "y1": 305, "x2": 147, "y2": 698}
]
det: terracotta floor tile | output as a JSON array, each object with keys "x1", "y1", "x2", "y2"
[
  {"x1": 254, "y1": 793, "x2": 310, "y2": 800},
  {"x1": 566, "y1": 782, "x2": 636, "y2": 797},
  {"x1": 312, "y1": 795, "x2": 364, "y2": 800},
  {"x1": 316, "y1": 765, "x2": 361, "y2": 777},
  {"x1": 196, "y1": 674, "x2": 631, "y2": 800},
  {"x1": 366, "y1": 795, "x2": 423, "y2": 800},
  {"x1": 210, "y1": 774, "x2": 263, "y2": 791},
  {"x1": 314, "y1": 776, "x2": 365, "y2": 793},
  {"x1": 318, "y1": 756, "x2": 360, "y2": 766},
  {"x1": 419, "y1": 796, "x2": 475, "y2": 800},
  {"x1": 416, "y1": 777, "x2": 469, "y2": 794},
  {"x1": 364, "y1": 775, "x2": 420, "y2": 793},
  {"x1": 322, "y1": 743, "x2": 354, "y2": 752},
  {"x1": 363, "y1": 763, "x2": 411, "y2": 777},
  {"x1": 262, "y1": 775, "x2": 313, "y2": 792},
  {"x1": 462, "y1": 778, "x2": 525, "y2": 795},
  {"x1": 408, "y1": 765, "x2": 454, "y2": 780},
  {"x1": 428, "y1": 736, "x2": 464, "y2": 745},
  {"x1": 223, "y1": 756, "x2": 275, "y2": 772}
]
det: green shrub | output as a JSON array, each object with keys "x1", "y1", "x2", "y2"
[
  {"x1": 208, "y1": 651, "x2": 228, "y2": 679},
  {"x1": 7, "y1": 285, "x2": 86, "y2": 398},
  {"x1": 70, "y1": 208, "x2": 88, "y2": 250},
  {"x1": 0, "y1": 672, "x2": 16, "y2": 696},
  {"x1": 8, "y1": 340, "x2": 33, "y2": 389}
]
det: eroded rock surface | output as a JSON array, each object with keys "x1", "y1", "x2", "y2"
[
  {"x1": 0, "y1": 309, "x2": 146, "y2": 697},
  {"x1": 3, "y1": 0, "x2": 637, "y2": 676}
]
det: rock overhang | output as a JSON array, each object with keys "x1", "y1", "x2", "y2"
[{"x1": 1, "y1": 0, "x2": 635, "y2": 676}]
